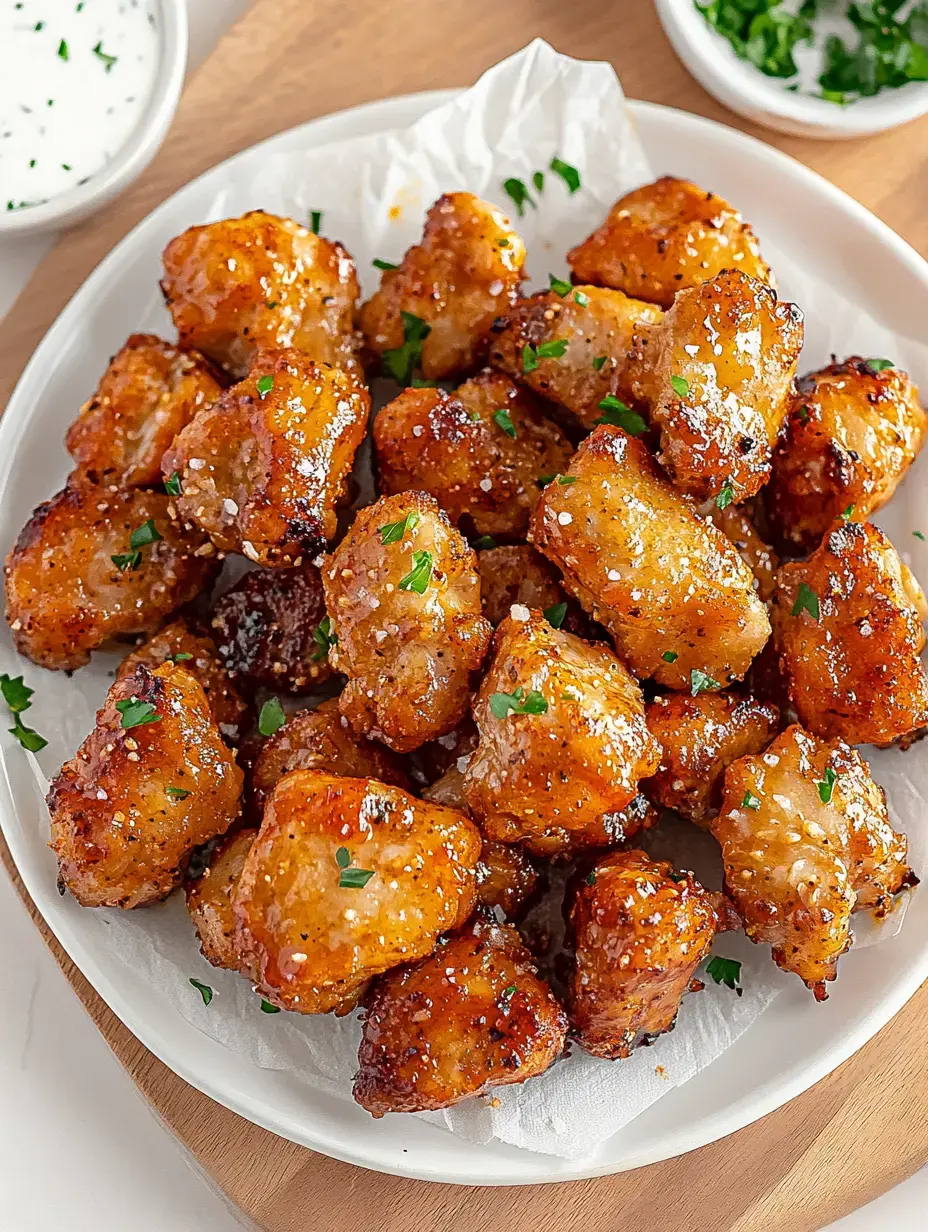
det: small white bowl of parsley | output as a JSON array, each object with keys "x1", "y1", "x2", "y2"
[{"x1": 656, "y1": 0, "x2": 928, "y2": 139}]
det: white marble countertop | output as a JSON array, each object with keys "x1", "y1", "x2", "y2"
[{"x1": 0, "y1": 2, "x2": 924, "y2": 1227}]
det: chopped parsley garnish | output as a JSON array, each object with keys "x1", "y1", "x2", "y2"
[
  {"x1": 111, "y1": 551, "x2": 141, "y2": 572},
  {"x1": 532, "y1": 170, "x2": 545, "y2": 193},
  {"x1": 840, "y1": 504, "x2": 855, "y2": 521},
  {"x1": 706, "y1": 955, "x2": 742, "y2": 992},
  {"x1": 596, "y1": 395, "x2": 646, "y2": 435},
  {"x1": 398, "y1": 550, "x2": 433, "y2": 594},
  {"x1": 550, "y1": 157, "x2": 581, "y2": 193},
  {"x1": 914, "y1": 531, "x2": 926, "y2": 542},
  {"x1": 493, "y1": 408, "x2": 517, "y2": 438},
  {"x1": 335, "y1": 846, "x2": 351, "y2": 868},
  {"x1": 130, "y1": 520, "x2": 162, "y2": 549},
  {"x1": 168, "y1": 652, "x2": 192, "y2": 662},
  {"x1": 382, "y1": 311, "x2": 431, "y2": 385},
  {"x1": 557, "y1": 474, "x2": 577, "y2": 485},
  {"x1": 496, "y1": 983, "x2": 518, "y2": 1013},
  {"x1": 92, "y1": 40, "x2": 118, "y2": 71},
  {"x1": 339, "y1": 865, "x2": 375, "y2": 889},
  {"x1": 543, "y1": 601, "x2": 567, "y2": 629},
  {"x1": 817, "y1": 765, "x2": 838, "y2": 805},
  {"x1": 260, "y1": 999, "x2": 281, "y2": 1014},
  {"x1": 57, "y1": 38, "x2": 69, "y2": 60},
  {"x1": 716, "y1": 483, "x2": 735, "y2": 510},
  {"x1": 522, "y1": 339, "x2": 567, "y2": 372},
  {"x1": 489, "y1": 687, "x2": 548, "y2": 719},
  {"x1": 574, "y1": 290, "x2": 589, "y2": 306},
  {"x1": 661, "y1": 650, "x2": 678, "y2": 663},
  {"x1": 791, "y1": 581, "x2": 820, "y2": 620},
  {"x1": 670, "y1": 374, "x2": 690, "y2": 397},
  {"x1": 742, "y1": 791, "x2": 761, "y2": 810},
  {"x1": 797, "y1": 405, "x2": 811, "y2": 424},
  {"x1": 592, "y1": 355, "x2": 607, "y2": 371},
  {"x1": 311, "y1": 615, "x2": 337, "y2": 662},
  {"x1": 585, "y1": 870, "x2": 596, "y2": 887},
  {"x1": 0, "y1": 673, "x2": 47, "y2": 752},
  {"x1": 115, "y1": 697, "x2": 161, "y2": 730},
  {"x1": 166, "y1": 786, "x2": 191, "y2": 800},
  {"x1": 864, "y1": 357, "x2": 894, "y2": 373},
  {"x1": 165, "y1": 471, "x2": 182, "y2": 496},
  {"x1": 472, "y1": 535, "x2": 498, "y2": 551},
  {"x1": 410, "y1": 376, "x2": 441, "y2": 388},
  {"x1": 501, "y1": 177, "x2": 535, "y2": 217},
  {"x1": 379, "y1": 510, "x2": 420, "y2": 545},
  {"x1": 372, "y1": 258, "x2": 398, "y2": 270},
  {"x1": 265, "y1": 300, "x2": 278, "y2": 309},
  {"x1": 189, "y1": 978, "x2": 213, "y2": 1006},
  {"x1": 256, "y1": 374, "x2": 274, "y2": 398},
  {"x1": 690, "y1": 668, "x2": 721, "y2": 696},
  {"x1": 549, "y1": 273, "x2": 572, "y2": 297},
  {"x1": 309, "y1": 210, "x2": 322, "y2": 234},
  {"x1": 497, "y1": 237, "x2": 510, "y2": 247},
  {"x1": 258, "y1": 697, "x2": 286, "y2": 737}
]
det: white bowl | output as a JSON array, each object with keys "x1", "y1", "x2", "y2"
[
  {"x1": 656, "y1": 0, "x2": 928, "y2": 139},
  {"x1": 0, "y1": 0, "x2": 187, "y2": 236}
]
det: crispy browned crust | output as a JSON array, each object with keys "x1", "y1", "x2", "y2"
[
  {"x1": 475, "y1": 841, "x2": 541, "y2": 918},
  {"x1": 185, "y1": 828, "x2": 257, "y2": 969},
  {"x1": 703, "y1": 499, "x2": 779, "y2": 602},
  {"x1": 353, "y1": 914, "x2": 566, "y2": 1115},
  {"x1": 567, "y1": 176, "x2": 773, "y2": 308},
  {"x1": 47, "y1": 663, "x2": 243, "y2": 908},
  {"x1": 234, "y1": 771, "x2": 481, "y2": 1014},
  {"x1": 476, "y1": 544, "x2": 587, "y2": 635}
]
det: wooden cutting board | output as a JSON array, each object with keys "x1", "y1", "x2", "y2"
[{"x1": 3, "y1": 2, "x2": 928, "y2": 1228}]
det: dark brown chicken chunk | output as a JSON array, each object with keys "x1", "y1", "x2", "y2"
[
  {"x1": 66, "y1": 334, "x2": 224, "y2": 488},
  {"x1": 568, "y1": 849, "x2": 722, "y2": 1058},
  {"x1": 772, "y1": 521, "x2": 928, "y2": 747},
  {"x1": 373, "y1": 371, "x2": 573, "y2": 539},
  {"x1": 704, "y1": 500, "x2": 778, "y2": 602},
  {"x1": 354, "y1": 915, "x2": 566, "y2": 1115},
  {"x1": 567, "y1": 176, "x2": 773, "y2": 308},
  {"x1": 47, "y1": 663, "x2": 243, "y2": 908},
  {"x1": 4, "y1": 480, "x2": 219, "y2": 671},
  {"x1": 475, "y1": 842, "x2": 541, "y2": 918},
  {"x1": 765, "y1": 357, "x2": 927, "y2": 554},
  {"x1": 185, "y1": 828, "x2": 257, "y2": 969},
  {"x1": 476, "y1": 544, "x2": 580, "y2": 631}
]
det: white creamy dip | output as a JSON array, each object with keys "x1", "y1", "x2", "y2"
[{"x1": 1, "y1": 0, "x2": 160, "y2": 212}]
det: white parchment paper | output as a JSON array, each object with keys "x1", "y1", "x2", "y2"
[{"x1": 6, "y1": 40, "x2": 928, "y2": 1162}]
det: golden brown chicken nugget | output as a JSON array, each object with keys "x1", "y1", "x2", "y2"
[
  {"x1": 323, "y1": 492, "x2": 492, "y2": 753},
  {"x1": 703, "y1": 499, "x2": 778, "y2": 602},
  {"x1": 568, "y1": 849, "x2": 722, "y2": 1058},
  {"x1": 360, "y1": 192, "x2": 525, "y2": 381},
  {"x1": 630, "y1": 270, "x2": 803, "y2": 503},
  {"x1": 772, "y1": 521, "x2": 928, "y2": 747},
  {"x1": 163, "y1": 348, "x2": 370, "y2": 566},
  {"x1": 765, "y1": 357, "x2": 927, "y2": 554},
  {"x1": 567, "y1": 176, "x2": 773, "y2": 308},
  {"x1": 234, "y1": 771, "x2": 481, "y2": 1014},
  {"x1": 5, "y1": 480, "x2": 219, "y2": 672},
  {"x1": 160, "y1": 210, "x2": 361, "y2": 378},
  {"x1": 354, "y1": 914, "x2": 566, "y2": 1115},
  {"x1": 374, "y1": 370, "x2": 573, "y2": 540},
  {"x1": 185, "y1": 828, "x2": 257, "y2": 970},
  {"x1": 463, "y1": 611, "x2": 659, "y2": 849},
  {"x1": 531, "y1": 425, "x2": 770, "y2": 689},
  {"x1": 47, "y1": 663, "x2": 243, "y2": 908}
]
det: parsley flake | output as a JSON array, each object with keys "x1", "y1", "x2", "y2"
[
  {"x1": 522, "y1": 339, "x2": 568, "y2": 372},
  {"x1": 57, "y1": 38, "x2": 68, "y2": 60},
  {"x1": 670, "y1": 374, "x2": 690, "y2": 397},
  {"x1": 742, "y1": 791, "x2": 761, "y2": 811},
  {"x1": 260, "y1": 999, "x2": 281, "y2": 1014},
  {"x1": 716, "y1": 483, "x2": 735, "y2": 510},
  {"x1": 166, "y1": 786, "x2": 191, "y2": 800},
  {"x1": 549, "y1": 157, "x2": 581, "y2": 193},
  {"x1": 489, "y1": 687, "x2": 548, "y2": 719},
  {"x1": 92, "y1": 40, "x2": 117, "y2": 71},
  {"x1": 165, "y1": 470, "x2": 182, "y2": 496},
  {"x1": 493, "y1": 408, "x2": 517, "y2": 438},
  {"x1": 110, "y1": 551, "x2": 140, "y2": 571},
  {"x1": 661, "y1": 650, "x2": 678, "y2": 663},
  {"x1": 797, "y1": 405, "x2": 811, "y2": 424},
  {"x1": 543, "y1": 601, "x2": 567, "y2": 629},
  {"x1": 574, "y1": 290, "x2": 589, "y2": 306},
  {"x1": 339, "y1": 866, "x2": 375, "y2": 889},
  {"x1": 914, "y1": 531, "x2": 926, "y2": 542},
  {"x1": 309, "y1": 209, "x2": 322, "y2": 234},
  {"x1": 817, "y1": 765, "x2": 838, "y2": 805},
  {"x1": 258, "y1": 697, "x2": 286, "y2": 737},
  {"x1": 130, "y1": 520, "x2": 162, "y2": 550},
  {"x1": 840, "y1": 504, "x2": 855, "y2": 521},
  {"x1": 596, "y1": 395, "x2": 647, "y2": 435},
  {"x1": 592, "y1": 355, "x2": 607, "y2": 371},
  {"x1": 311, "y1": 616, "x2": 337, "y2": 662},
  {"x1": 585, "y1": 870, "x2": 596, "y2": 887},
  {"x1": 496, "y1": 982, "x2": 519, "y2": 1013},
  {"x1": 501, "y1": 177, "x2": 535, "y2": 217},
  {"x1": 864, "y1": 358, "x2": 894, "y2": 373},
  {"x1": 690, "y1": 669, "x2": 721, "y2": 696},
  {"x1": 0, "y1": 673, "x2": 47, "y2": 752},
  {"x1": 382, "y1": 311, "x2": 431, "y2": 385},
  {"x1": 115, "y1": 697, "x2": 161, "y2": 730},
  {"x1": 379, "y1": 510, "x2": 420, "y2": 545},
  {"x1": 256, "y1": 374, "x2": 274, "y2": 398},
  {"x1": 335, "y1": 846, "x2": 351, "y2": 869},
  {"x1": 189, "y1": 978, "x2": 213, "y2": 1006},
  {"x1": 472, "y1": 535, "x2": 498, "y2": 551},
  {"x1": 557, "y1": 474, "x2": 577, "y2": 485},
  {"x1": 169, "y1": 652, "x2": 193, "y2": 662},
  {"x1": 549, "y1": 273, "x2": 571, "y2": 297},
  {"x1": 532, "y1": 170, "x2": 545, "y2": 193},
  {"x1": 398, "y1": 550, "x2": 433, "y2": 594},
  {"x1": 372, "y1": 258, "x2": 398, "y2": 270},
  {"x1": 706, "y1": 956, "x2": 742, "y2": 992},
  {"x1": 791, "y1": 581, "x2": 820, "y2": 620}
]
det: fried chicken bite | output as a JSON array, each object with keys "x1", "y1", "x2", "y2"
[
  {"x1": 711, "y1": 724, "x2": 915, "y2": 998},
  {"x1": 531, "y1": 425, "x2": 770, "y2": 689},
  {"x1": 65, "y1": 334, "x2": 224, "y2": 488},
  {"x1": 567, "y1": 176, "x2": 773, "y2": 309},
  {"x1": 629, "y1": 270, "x2": 803, "y2": 503},
  {"x1": 476, "y1": 544, "x2": 582, "y2": 635},
  {"x1": 116, "y1": 618, "x2": 248, "y2": 743},
  {"x1": 162, "y1": 348, "x2": 370, "y2": 567},
  {"x1": 47, "y1": 663, "x2": 243, "y2": 908},
  {"x1": 210, "y1": 562, "x2": 332, "y2": 694},
  {"x1": 354, "y1": 914, "x2": 566, "y2": 1115},
  {"x1": 5, "y1": 480, "x2": 219, "y2": 672},
  {"x1": 322, "y1": 492, "x2": 492, "y2": 753},
  {"x1": 247, "y1": 698, "x2": 410, "y2": 817},
  {"x1": 772, "y1": 521, "x2": 928, "y2": 747},
  {"x1": 765, "y1": 357, "x2": 927, "y2": 554},
  {"x1": 568, "y1": 850, "x2": 722, "y2": 1058},
  {"x1": 703, "y1": 499, "x2": 778, "y2": 602},
  {"x1": 643, "y1": 691, "x2": 779, "y2": 826},
  {"x1": 234, "y1": 771, "x2": 481, "y2": 1014},
  {"x1": 185, "y1": 828, "x2": 256, "y2": 969},
  {"x1": 373, "y1": 371, "x2": 573, "y2": 540},
  {"x1": 360, "y1": 192, "x2": 525, "y2": 381},
  {"x1": 487, "y1": 286, "x2": 662, "y2": 429},
  {"x1": 463, "y1": 611, "x2": 660, "y2": 850},
  {"x1": 160, "y1": 210, "x2": 361, "y2": 378},
  {"x1": 475, "y1": 842, "x2": 541, "y2": 918}
]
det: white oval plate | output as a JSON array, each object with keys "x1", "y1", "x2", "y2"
[{"x1": 2, "y1": 90, "x2": 928, "y2": 1185}]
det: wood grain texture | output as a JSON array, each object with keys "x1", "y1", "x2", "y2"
[{"x1": 3, "y1": 1, "x2": 928, "y2": 1228}]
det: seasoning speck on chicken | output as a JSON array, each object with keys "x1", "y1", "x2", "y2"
[
  {"x1": 234, "y1": 771, "x2": 481, "y2": 1014},
  {"x1": 531, "y1": 425, "x2": 770, "y2": 689},
  {"x1": 568, "y1": 849, "x2": 726, "y2": 1058},
  {"x1": 629, "y1": 270, "x2": 803, "y2": 503},
  {"x1": 567, "y1": 176, "x2": 773, "y2": 309},
  {"x1": 160, "y1": 210, "x2": 361, "y2": 378},
  {"x1": 712, "y1": 724, "x2": 915, "y2": 999},
  {"x1": 354, "y1": 914, "x2": 566, "y2": 1115},
  {"x1": 374, "y1": 370, "x2": 573, "y2": 540},
  {"x1": 163, "y1": 348, "x2": 370, "y2": 567},
  {"x1": 487, "y1": 286, "x2": 662, "y2": 429},
  {"x1": 186, "y1": 828, "x2": 257, "y2": 970},
  {"x1": 773, "y1": 520, "x2": 928, "y2": 747},
  {"x1": 47, "y1": 662, "x2": 243, "y2": 908},
  {"x1": 463, "y1": 610, "x2": 660, "y2": 850},
  {"x1": 65, "y1": 333, "x2": 224, "y2": 488},
  {"x1": 4, "y1": 479, "x2": 220, "y2": 672},
  {"x1": 360, "y1": 192, "x2": 525, "y2": 381},
  {"x1": 765, "y1": 357, "x2": 927, "y2": 554},
  {"x1": 322, "y1": 491, "x2": 492, "y2": 753}
]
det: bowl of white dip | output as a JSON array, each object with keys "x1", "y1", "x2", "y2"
[{"x1": 0, "y1": 0, "x2": 187, "y2": 235}]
